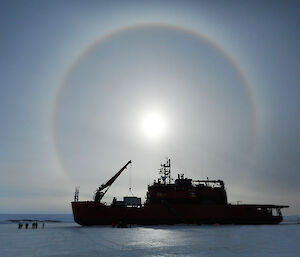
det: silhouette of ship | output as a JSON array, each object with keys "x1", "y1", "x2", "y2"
[{"x1": 71, "y1": 159, "x2": 288, "y2": 225}]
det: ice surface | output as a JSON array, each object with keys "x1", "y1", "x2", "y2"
[{"x1": 0, "y1": 215, "x2": 299, "y2": 257}]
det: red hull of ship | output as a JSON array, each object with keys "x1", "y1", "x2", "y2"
[{"x1": 71, "y1": 201, "x2": 283, "y2": 226}]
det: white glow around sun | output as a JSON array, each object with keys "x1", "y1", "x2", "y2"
[{"x1": 140, "y1": 111, "x2": 166, "y2": 140}]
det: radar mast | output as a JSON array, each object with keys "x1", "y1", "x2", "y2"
[{"x1": 159, "y1": 158, "x2": 171, "y2": 184}]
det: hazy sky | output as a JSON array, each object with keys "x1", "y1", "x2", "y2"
[{"x1": 0, "y1": 1, "x2": 299, "y2": 214}]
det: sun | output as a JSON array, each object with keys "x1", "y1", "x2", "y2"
[{"x1": 140, "y1": 111, "x2": 166, "y2": 140}]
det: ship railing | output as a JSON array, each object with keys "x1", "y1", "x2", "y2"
[{"x1": 192, "y1": 180, "x2": 224, "y2": 188}]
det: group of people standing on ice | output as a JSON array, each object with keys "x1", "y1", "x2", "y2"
[{"x1": 18, "y1": 222, "x2": 45, "y2": 229}]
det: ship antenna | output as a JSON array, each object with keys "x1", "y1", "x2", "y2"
[{"x1": 74, "y1": 186, "x2": 80, "y2": 202}]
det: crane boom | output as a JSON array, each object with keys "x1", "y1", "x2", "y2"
[{"x1": 94, "y1": 160, "x2": 132, "y2": 202}]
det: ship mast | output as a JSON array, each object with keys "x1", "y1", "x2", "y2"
[
  {"x1": 159, "y1": 158, "x2": 171, "y2": 184},
  {"x1": 94, "y1": 160, "x2": 132, "y2": 202}
]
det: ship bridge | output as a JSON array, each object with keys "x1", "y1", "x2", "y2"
[{"x1": 146, "y1": 160, "x2": 228, "y2": 205}]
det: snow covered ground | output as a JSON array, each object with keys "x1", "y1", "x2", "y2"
[{"x1": 0, "y1": 215, "x2": 299, "y2": 257}]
